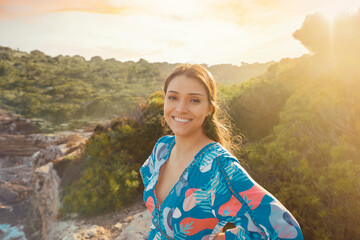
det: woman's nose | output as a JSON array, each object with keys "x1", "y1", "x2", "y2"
[{"x1": 176, "y1": 100, "x2": 188, "y2": 113}]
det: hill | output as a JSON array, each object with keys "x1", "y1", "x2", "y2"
[{"x1": 0, "y1": 47, "x2": 271, "y2": 133}]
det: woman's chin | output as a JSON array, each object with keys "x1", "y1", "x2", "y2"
[
  {"x1": 172, "y1": 130, "x2": 189, "y2": 137},
  {"x1": 171, "y1": 128, "x2": 191, "y2": 137},
  {"x1": 171, "y1": 128, "x2": 204, "y2": 139}
]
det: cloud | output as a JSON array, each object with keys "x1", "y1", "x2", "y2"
[
  {"x1": 3, "y1": 0, "x2": 357, "y2": 64},
  {"x1": 0, "y1": 0, "x2": 131, "y2": 19},
  {"x1": 203, "y1": 0, "x2": 287, "y2": 27},
  {"x1": 202, "y1": 0, "x2": 330, "y2": 28},
  {"x1": 0, "y1": 0, "x2": 209, "y2": 21},
  {"x1": 239, "y1": 34, "x2": 308, "y2": 63}
]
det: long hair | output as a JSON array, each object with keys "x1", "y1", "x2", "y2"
[{"x1": 163, "y1": 64, "x2": 237, "y2": 153}]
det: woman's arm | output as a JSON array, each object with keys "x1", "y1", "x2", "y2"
[{"x1": 211, "y1": 155, "x2": 304, "y2": 240}]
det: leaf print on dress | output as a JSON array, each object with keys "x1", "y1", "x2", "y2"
[
  {"x1": 192, "y1": 189, "x2": 213, "y2": 212},
  {"x1": 154, "y1": 142, "x2": 169, "y2": 170},
  {"x1": 218, "y1": 195, "x2": 242, "y2": 217},
  {"x1": 238, "y1": 184, "x2": 267, "y2": 211},
  {"x1": 183, "y1": 188, "x2": 199, "y2": 212},
  {"x1": 223, "y1": 161, "x2": 253, "y2": 191},
  {"x1": 199, "y1": 151, "x2": 218, "y2": 173},
  {"x1": 145, "y1": 196, "x2": 155, "y2": 215},
  {"x1": 140, "y1": 154, "x2": 154, "y2": 188},
  {"x1": 173, "y1": 207, "x2": 182, "y2": 218},
  {"x1": 179, "y1": 217, "x2": 219, "y2": 236},
  {"x1": 163, "y1": 207, "x2": 175, "y2": 238},
  {"x1": 187, "y1": 170, "x2": 228, "y2": 213},
  {"x1": 175, "y1": 174, "x2": 189, "y2": 197},
  {"x1": 142, "y1": 155, "x2": 152, "y2": 173},
  {"x1": 154, "y1": 231, "x2": 162, "y2": 240},
  {"x1": 243, "y1": 211, "x2": 267, "y2": 237},
  {"x1": 231, "y1": 226, "x2": 247, "y2": 240},
  {"x1": 209, "y1": 170, "x2": 230, "y2": 205},
  {"x1": 210, "y1": 220, "x2": 228, "y2": 239},
  {"x1": 145, "y1": 173, "x2": 158, "y2": 191},
  {"x1": 148, "y1": 146, "x2": 156, "y2": 174},
  {"x1": 173, "y1": 221, "x2": 193, "y2": 240},
  {"x1": 269, "y1": 204, "x2": 298, "y2": 239}
]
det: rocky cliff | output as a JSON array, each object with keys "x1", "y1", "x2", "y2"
[
  {"x1": 0, "y1": 107, "x2": 91, "y2": 239},
  {"x1": 0, "y1": 108, "x2": 150, "y2": 240}
]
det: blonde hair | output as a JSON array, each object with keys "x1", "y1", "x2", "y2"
[{"x1": 163, "y1": 64, "x2": 236, "y2": 152}]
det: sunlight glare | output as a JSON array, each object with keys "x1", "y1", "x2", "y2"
[
  {"x1": 318, "y1": 6, "x2": 340, "y2": 22},
  {"x1": 318, "y1": 2, "x2": 360, "y2": 22}
]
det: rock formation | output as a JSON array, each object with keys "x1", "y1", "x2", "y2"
[
  {"x1": 34, "y1": 163, "x2": 61, "y2": 239},
  {"x1": 0, "y1": 108, "x2": 33, "y2": 135},
  {"x1": 0, "y1": 107, "x2": 93, "y2": 239},
  {"x1": 0, "y1": 107, "x2": 152, "y2": 239}
]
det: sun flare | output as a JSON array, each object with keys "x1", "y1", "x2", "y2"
[
  {"x1": 317, "y1": 2, "x2": 360, "y2": 22},
  {"x1": 319, "y1": 9, "x2": 340, "y2": 21}
]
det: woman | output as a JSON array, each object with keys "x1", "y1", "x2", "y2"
[{"x1": 140, "y1": 64, "x2": 303, "y2": 240}]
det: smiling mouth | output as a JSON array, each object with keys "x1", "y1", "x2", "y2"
[{"x1": 173, "y1": 117, "x2": 192, "y2": 123}]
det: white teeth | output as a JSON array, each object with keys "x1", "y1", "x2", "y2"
[{"x1": 174, "y1": 117, "x2": 191, "y2": 123}]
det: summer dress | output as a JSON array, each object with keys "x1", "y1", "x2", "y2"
[{"x1": 139, "y1": 135, "x2": 303, "y2": 240}]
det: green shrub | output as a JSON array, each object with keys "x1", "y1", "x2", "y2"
[{"x1": 60, "y1": 92, "x2": 168, "y2": 216}]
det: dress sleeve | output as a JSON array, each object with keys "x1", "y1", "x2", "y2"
[
  {"x1": 139, "y1": 135, "x2": 172, "y2": 189},
  {"x1": 211, "y1": 155, "x2": 304, "y2": 240},
  {"x1": 139, "y1": 139, "x2": 157, "y2": 189}
]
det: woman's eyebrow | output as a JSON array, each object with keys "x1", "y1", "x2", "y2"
[{"x1": 167, "y1": 90, "x2": 204, "y2": 96}]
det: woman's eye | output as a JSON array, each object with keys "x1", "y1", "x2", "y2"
[
  {"x1": 190, "y1": 99, "x2": 200, "y2": 103},
  {"x1": 168, "y1": 96, "x2": 176, "y2": 100}
]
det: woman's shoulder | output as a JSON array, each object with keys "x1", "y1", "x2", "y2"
[
  {"x1": 212, "y1": 148, "x2": 260, "y2": 193},
  {"x1": 193, "y1": 144, "x2": 260, "y2": 194},
  {"x1": 190, "y1": 143, "x2": 238, "y2": 187},
  {"x1": 157, "y1": 134, "x2": 175, "y2": 144},
  {"x1": 151, "y1": 135, "x2": 175, "y2": 161},
  {"x1": 193, "y1": 142, "x2": 237, "y2": 175},
  {"x1": 140, "y1": 135, "x2": 175, "y2": 179},
  {"x1": 154, "y1": 135, "x2": 174, "y2": 151}
]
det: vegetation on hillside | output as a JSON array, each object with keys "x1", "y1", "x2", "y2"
[
  {"x1": 60, "y1": 91, "x2": 170, "y2": 215},
  {"x1": 228, "y1": 11, "x2": 360, "y2": 239},
  {"x1": 0, "y1": 52, "x2": 164, "y2": 131},
  {"x1": 0, "y1": 48, "x2": 269, "y2": 132}
]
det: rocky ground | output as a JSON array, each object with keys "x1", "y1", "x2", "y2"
[
  {"x1": 48, "y1": 199, "x2": 150, "y2": 240},
  {"x1": 0, "y1": 107, "x2": 151, "y2": 240},
  {"x1": 1, "y1": 199, "x2": 151, "y2": 240}
]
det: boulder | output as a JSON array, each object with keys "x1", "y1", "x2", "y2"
[
  {"x1": 34, "y1": 163, "x2": 61, "y2": 240},
  {"x1": 115, "y1": 210, "x2": 151, "y2": 240},
  {"x1": 0, "y1": 107, "x2": 34, "y2": 135},
  {"x1": 0, "y1": 181, "x2": 28, "y2": 204}
]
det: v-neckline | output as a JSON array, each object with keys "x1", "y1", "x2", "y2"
[{"x1": 153, "y1": 136, "x2": 218, "y2": 211}]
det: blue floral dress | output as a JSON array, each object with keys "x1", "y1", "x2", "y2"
[{"x1": 139, "y1": 135, "x2": 304, "y2": 240}]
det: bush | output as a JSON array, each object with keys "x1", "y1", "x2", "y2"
[{"x1": 60, "y1": 92, "x2": 167, "y2": 216}]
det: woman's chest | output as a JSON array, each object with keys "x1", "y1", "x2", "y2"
[
  {"x1": 144, "y1": 163, "x2": 219, "y2": 239},
  {"x1": 155, "y1": 160, "x2": 188, "y2": 204}
]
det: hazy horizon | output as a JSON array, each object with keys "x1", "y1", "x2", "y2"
[{"x1": 1, "y1": 0, "x2": 359, "y2": 65}]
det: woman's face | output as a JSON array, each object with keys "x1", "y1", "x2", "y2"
[{"x1": 164, "y1": 75, "x2": 213, "y2": 139}]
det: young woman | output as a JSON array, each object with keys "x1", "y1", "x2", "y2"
[{"x1": 140, "y1": 64, "x2": 303, "y2": 240}]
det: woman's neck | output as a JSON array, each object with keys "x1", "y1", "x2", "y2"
[{"x1": 171, "y1": 132, "x2": 215, "y2": 164}]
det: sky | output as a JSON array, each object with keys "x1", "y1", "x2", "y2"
[{"x1": 0, "y1": 0, "x2": 359, "y2": 66}]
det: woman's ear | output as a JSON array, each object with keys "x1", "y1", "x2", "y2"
[{"x1": 208, "y1": 105, "x2": 214, "y2": 116}]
